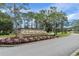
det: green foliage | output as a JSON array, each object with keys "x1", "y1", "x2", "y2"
[
  {"x1": 26, "y1": 6, "x2": 68, "y2": 33},
  {"x1": 0, "y1": 11, "x2": 13, "y2": 35},
  {"x1": 0, "y1": 4, "x2": 69, "y2": 36},
  {"x1": 72, "y1": 20, "x2": 79, "y2": 33},
  {"x1": 48, "y1": 7, "x2": 68, "y2": 34}
]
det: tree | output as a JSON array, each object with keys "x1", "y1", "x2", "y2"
[
  {"x1": 26, "y1": 12, "x2": 35, "y2": 28},
  {"x1": 12, "y1": 3, "x2": 30, "y2": 29},
  {"x1": 58, "y1": 11, "x2": 68, "y2": 34},
  {"x1": 0, "y1": 3, "x2": 30, "y2": 36},
  {"x1": 0, "y1": 11, "x2": 13, "y2": 35},
  {"x1": 34, "y1": 12, "x2": 45, "y2": 29},
  {"x1": 48, "y1": 7, "x2": 68, "y2": 35},
  {"x1": 0, "y1": 3, "x2": 29, "y2": 29},
  {"x1": 48, "y1": 7, "x2": 59, "y2": 35},
  {"x1": 72, "y1": 19, "x2": 79, "y2": 33}
]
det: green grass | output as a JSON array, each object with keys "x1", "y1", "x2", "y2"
[
  {"x1": 0, "y1": 34, "x2": 16, "y2": 38},
  {"x1": 48, "y1": 32, "x2": 54, "y2": 35},
  {"x1": 75, "y1": 52, "x2": 79, "y2": 56},
  {"x1": 48, "y1": 32, "x2": 71, "y2": 37},
  {"x1": 57, "y1": 32, "x2": 71, "y2": 37}
]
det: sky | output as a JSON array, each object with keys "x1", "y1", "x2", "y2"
[
  {"x1": 1, "y1": 3, "x2": 79, "y2": 22},
  {"x1": 27, "y1": 3, "x2": 79, "y2": 22}
]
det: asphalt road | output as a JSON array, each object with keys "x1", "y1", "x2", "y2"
[{"x1": 0, "y1": 33, "x2": 79, "y2": 56}]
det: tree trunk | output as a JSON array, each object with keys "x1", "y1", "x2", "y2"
[
  {"x1": 54, "y1": 22, "x2": 58, "y2": 36},
  {"x1": 24, "y1": 19, "x2": 26, "y2": 28},
  {"x1": 61, "y1": 21, "x2": 64, "y2": 34},
  {"x1": 26, "y1": 20, "x2": 29, "y2": 29},
  {"x1": 35, "y1": 20, "x2": 38, "y2": 29},
  {"x1": 13, "y1": 4, "x2": 18, "y2": 37}
]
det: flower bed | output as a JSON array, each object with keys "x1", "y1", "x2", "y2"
[
  {"x1": 0, "y1": 35, "x2": 57, "y2": 45},
  {"x1": 0, "y1": 29, "x2": 59, "y2": 45}
]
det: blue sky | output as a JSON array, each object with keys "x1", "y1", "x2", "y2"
[
  {"x1": 1, "y1": 3, "x2": 79, "y2": 22},
  {"x1": 27, "y1": 3, "x2": 79, "y2": 21}
]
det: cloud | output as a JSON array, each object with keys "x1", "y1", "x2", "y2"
[
  {"x1": 50, "y1": 3, "x2": 70, "y2": 11},
  {"x1": 20, "y1": 9, "x2": 32, "y2": 13},
  {"x1": 67, "y1": 13, "x2": 79, "y2": 21},
  {"x1": 50, "y1": 3, "x2": 79, "y2": 14},
  {"x1": 1, "y1": 3, "x2": 78, "y2": 21},
  {"x1": 49, "y1": 3, "x2": 79, "y2": 21}
]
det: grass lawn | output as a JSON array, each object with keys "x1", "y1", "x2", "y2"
[
  {"x1": 0, "y1": 34, "x2": 16, "y2": 38},
  {"x1": 57, "y1": 32, "x2": 71, "y2": 37},
  {"x1": 75, "y1": 52, "x2": 79, "y2": 56},
  {"x1": 48, "y1": 32, "x2": 71, "y2": 37}
]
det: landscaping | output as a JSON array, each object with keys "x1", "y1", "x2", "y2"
[
  {"x1": 0, "y1": 29, "x2": 71, "y2": 45},
  {"x1": 0, "y1": 29, "x2": 58, "y2": 45},
  {"x1": 0, "y1": 3, "x2": 72, "y2": 45},
  {"x1": 0, "y1": 3, "x2": 79, "y2": 56}
]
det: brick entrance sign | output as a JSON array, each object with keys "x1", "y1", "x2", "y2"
[
  {"x1": 0, "y1": 29, "x2": 56, "y2": 44},
  {"x1": 16, "y1": 29, "x2": 48, "y2": 39}
]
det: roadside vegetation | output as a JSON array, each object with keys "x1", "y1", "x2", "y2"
[
  {"x1": 0, "y1": 34, "x2": 15, "y2": 38},
  {"x1": 71, "y1": 49, "x2": 79, "y2": 56},
  {"x1": 0, "y1": 3, "x2": 74, "y2": 44},
  {"x1": 0, "y1": 3, "x2": 69, "y2": 36},
  {"x1": 48, "y1": 32, "x2": 71, "y2": 37},
  {"x1": 57, "y1": 32, "x2": 71, "y2": 37},
  {"x1": 71, "y1": 19, "x2": 79, "y2": 33},
  {"x1": 75, "y1": 52, "x2": 79, "y2": 56}
]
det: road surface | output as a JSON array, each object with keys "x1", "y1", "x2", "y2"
[{"x1": 0, "y1": 33, "x2": 79, "y2": 56}]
